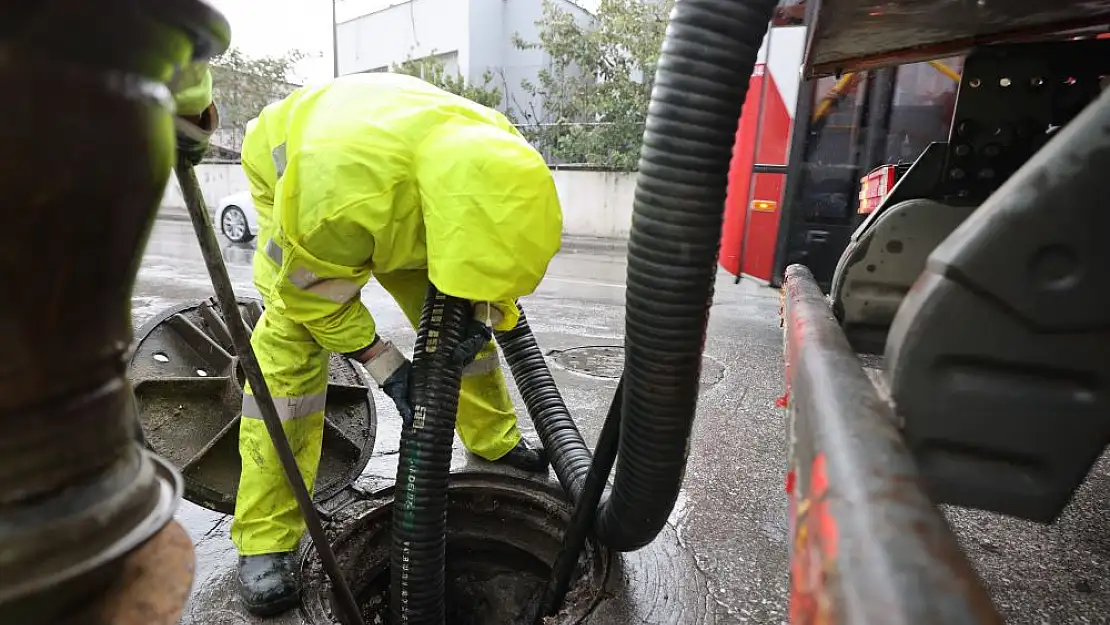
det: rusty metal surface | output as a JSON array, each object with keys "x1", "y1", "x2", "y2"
[
  {"x1": 1, "y1": 451, "x2": 183, "y2": 623},
  {"x1": 59, "y1": 521, "x2": 197, "y2": 625},
  {"x1": 129, "y1": 297, "x2": 377, "y2": 514},
  {"x1": 782, "y1": 264, "x2": 1001, "y2": 624},
  {"x1": 804, "y1": 0, "x2": 1110, "y2": 76}
]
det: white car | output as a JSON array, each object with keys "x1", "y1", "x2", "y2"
[{"x1": 215, "y1": 191, "x2": 259, "y2": 243}]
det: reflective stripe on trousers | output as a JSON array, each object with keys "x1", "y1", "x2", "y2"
[
  {"x1": 263, "y1": 238, "x2": 362, "y2": 304},
  {"x1": 462, "y1": 351, "x2": 502, "y2": 377},
  {"x1": 240, "y1": 391, "x2": 327, "y2": 422}
]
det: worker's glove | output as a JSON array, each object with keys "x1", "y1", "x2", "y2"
[
  {"x1": 359, "y1": 337, "x2": 414, "y2": 427},
  {"x1": 452, "y1": 319, "x2": 493, "y2": 368},
  {"x1": 381, "y1": 363, "x2": 414, "y2": 427},
  {"x1": 175, "y1": 103, "x2": 219, "y2": 166},
  {"x1": 454, "y1": 302, "x2": 518, "y2": 366}
]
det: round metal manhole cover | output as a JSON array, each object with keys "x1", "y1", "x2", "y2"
[
  {"x1": 550, "y1": 345, "x2": 726, "y2": 387},
  {"x1": 127, "y1": 297, "x2": 377, "y2": 514}
]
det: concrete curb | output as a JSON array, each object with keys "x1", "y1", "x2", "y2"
[
  {"x1": 156, "y1": 208, "x2": 628, "y2": 256},
  {"x1": 559, "y1": 236, "x2": 628, "y2": 255},
  {"x1": 157, "y1": 206, "x2": 201, "y2": 222}
]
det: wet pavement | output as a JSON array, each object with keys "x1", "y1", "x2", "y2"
[{"x1": 133, "y1": 218, "x2": 1110, "y2": 624}]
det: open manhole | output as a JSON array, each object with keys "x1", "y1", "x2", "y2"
[
  {"x1": 127, "y1": 297, "x2": 376, "y2": 513},
  {"x1": 550, "y1": 345, "x2": 726, "y2": 387},
  {"x1": 300, "y1": 474, "x2": 608, "y2": 625}
]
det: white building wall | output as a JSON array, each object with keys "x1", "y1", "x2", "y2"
[
  {"x1": 336, "y1": 0, "x2": 470, "y2": 76},
  {"x1": 467, "y1": 0, "x2": 504, "y2": 82},
  {"x1": 336, "y1": 0, "x2": 594, "y2": 119},
  {"x1": 499, "y1": 0, "x2": 550, "y2": 118}
]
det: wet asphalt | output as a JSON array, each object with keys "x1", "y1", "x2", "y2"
[{"x1": 133, "y1": 216, "x2": 1110, "y2": 625}]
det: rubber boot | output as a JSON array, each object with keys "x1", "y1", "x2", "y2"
[
  {"x1": 237, "y1": 552, "x2": 301, "y2": 616},
  {"x1": 495, "y1": 438, "x2": 549, "y2": 473}
]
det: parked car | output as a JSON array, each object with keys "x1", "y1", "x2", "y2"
[{"x1": 216, "y1": 191, "x2": 258, "y2": 243}]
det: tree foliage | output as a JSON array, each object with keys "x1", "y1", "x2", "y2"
[
  {"x1": 391, "y1": 55, "x2": 505, "y2": 111},
  {"x1": 210, "y1": 47, "x2": 306, "y2": 150},
  {"x1": 515, "y1": 0, "x2": 673, "y2": 169}
]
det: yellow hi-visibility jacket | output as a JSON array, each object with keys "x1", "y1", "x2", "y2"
[{"x1": 244, "y1": 73, "x2": 563, "y2": 354}]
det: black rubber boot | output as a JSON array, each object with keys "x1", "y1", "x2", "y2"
[
  {"x1": 494, "y1": 438, "x2": 549, "y2": 473},
  {"x1": 237, "y1": 552, "x2": 301, "y2": 616}
]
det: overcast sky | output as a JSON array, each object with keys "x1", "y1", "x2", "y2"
[{"x1": 208, "y1": 0, "x2": 597, "y2": 84}]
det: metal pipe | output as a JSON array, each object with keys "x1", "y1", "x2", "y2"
[
  {"x1": 530, "y1": 376, "x2": 624, "y2": 624},
  {"x1": 770, "y1": 69, "x2": 819, "y2": 287},
  {"x1": 752, "y1": 163, "x2": 789, "y2": 173},
  {"x1": 928, "y1": 59, "x2": 962, "y2": 83},
  {"x1": 332, "y1": 0, "x2": 340, "y2": 78},
  {"x1": 174, "y1": 163, "x2": 365, "y2": 625},
  {"x1": 782, "y1": 264, "x2": 1001, "y2": 624},
  {"x1": 0, "y1": 2, "x2": 228, "y2": 621}
]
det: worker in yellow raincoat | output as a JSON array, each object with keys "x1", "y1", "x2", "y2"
[{"x1": 178, "y1": 69, "x2": 563, "y2": 616}]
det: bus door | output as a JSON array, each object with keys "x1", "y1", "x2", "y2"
[{"x1": 719, "y1": 19, "x2": 806, "y2": 283}]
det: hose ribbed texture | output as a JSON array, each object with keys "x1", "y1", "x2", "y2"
[
  {"x1": 500, "y1": 0, "x2": 777, "y2": 552},
  {"x1": 496, "y1": 309, "x2": 592, "y2": 498},
  {"x1": 390, "y1": 287, "x2": 471, "y2": 625}
]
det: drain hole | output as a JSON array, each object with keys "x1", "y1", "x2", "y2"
[
  {"x1": 355, "y1": 539, "x2": 550, "y2": 623},
  {"x1": 300, "y1": 476, "x2": 607, "y2": 625},
  {"x1": 153, "y1": 352, "x2": 170, "y2": 363}
]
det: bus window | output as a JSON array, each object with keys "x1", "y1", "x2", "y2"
[
  {"x1": 775, "y1": 56, "x2": 965, "y2": 289},
  {"x1": 886, "y1": 56, "x2": 965, "y2": 162},
  {"x1": 795, "y1": 72, "x2": 869, "y2": 222}
]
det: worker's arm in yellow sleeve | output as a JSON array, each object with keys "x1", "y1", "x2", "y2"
[
  {"x1": 475, "y1": 301, "x2": 521, "y2": 332},
  {"x1": 240, "y1": 118, "x2": 277, "y2": 237},
  {"x1": 272, "y1": 239, "x2": 378, "y2": 358},
  {"x1": 270, "y1": 149, "x2": 381, "y2": 360},
  {"x1": 169, "y1": 61, "x2": 220, "y2": 164},
  {"x1": 172, "y1": 61, "x2": 214, "y2": 116}
]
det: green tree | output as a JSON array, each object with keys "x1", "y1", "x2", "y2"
[
  {"x1": 515, "y1": 0, "x2": 673, "y2": 169},
  {"x1": 210, "y1": 47, "x2": 308, "y2": 151},
  {"x1": 391, "y1": 55, "x2": 505, "y2": 111}
]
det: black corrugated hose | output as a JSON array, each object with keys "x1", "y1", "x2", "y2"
[
  {"x1": 390, "y1": 287, "x2": 472, "y2": 625},
  {"x1": 498, "y1": 0, "x2": 779, "y2": 552}
]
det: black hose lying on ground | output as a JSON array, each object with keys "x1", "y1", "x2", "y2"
[
  {"x1": 498, "y1": 0, "x2": 780, "y2": 553},
  {"x1": 390, "y1": 287, "x2": 471, "y2": 625}
]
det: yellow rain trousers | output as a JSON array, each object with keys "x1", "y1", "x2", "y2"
[{"x1": 230, "y1": 73, "x2": 563, "y2": 556}]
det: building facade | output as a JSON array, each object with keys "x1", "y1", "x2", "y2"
[{"x1": 334, "y1": 0, "x2": 591, "y2": 120}]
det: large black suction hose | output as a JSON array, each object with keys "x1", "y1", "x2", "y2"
[
  {"x1": 390, "y1": 287, "x2": 472, "y2": 625},
  {"x1": 499, "y1": 0, "x2": 779, "y2": 552}
]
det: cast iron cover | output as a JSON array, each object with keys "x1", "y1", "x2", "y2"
[{"x1": 128, "y1": 297, "x2": 376, "y2": 513}]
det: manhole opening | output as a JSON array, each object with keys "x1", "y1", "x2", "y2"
[{"x1": 301, "y1": 477, "x2": 607, "y2": 625}]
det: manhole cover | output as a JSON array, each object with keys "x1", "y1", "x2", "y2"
[
  {"x1": 127, "y1": 297, "x2": 377, "y2": 514},
  {"x1": 550, "y1": 345, "x2": 726, "y2": 387}
]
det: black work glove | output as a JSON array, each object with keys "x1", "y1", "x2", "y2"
[
  {"x1": 451, "y1": 319, "x2": 493, "y2": 368},
  {"x1": 381, "y1": 360, "x2": 414, "y2": 427},
  {"x1": 175, "y1": 104, "x2": 218, "y2": 167}
]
